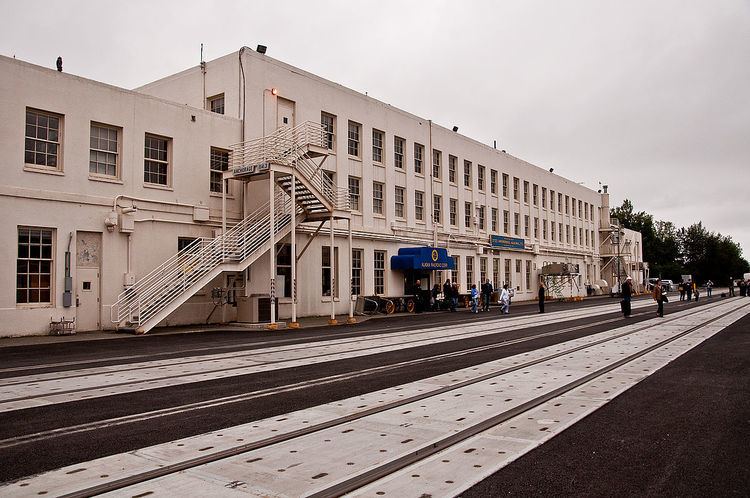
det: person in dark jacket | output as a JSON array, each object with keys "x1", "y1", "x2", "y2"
[
  {"x1": 481, "y1": 279, "x2": 493, "y2": 312},
  {"x1": 443, "y1": 279, "x2": 454, "y2": 311},
  {"x1": 413, "y1": 279, "x2": 423, "y2": 313},
  {"x1": 431, "y1": 283, "x2": 441, "y2": 311},
  {"x1": 538, "y1": 281, "x2": 546, "y2": 313},
  {"x1": 621, "y1": 276, "x2": 633, "y2": 317}
]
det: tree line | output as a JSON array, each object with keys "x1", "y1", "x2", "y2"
[{"x1": 610, "y1": 199, "x2": 749, "y2": 286}]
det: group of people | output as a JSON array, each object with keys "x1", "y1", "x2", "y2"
[
  {"x1": 415, "y1": 278, "x2": 550, "y2": 316},
  {"x1": 467, "y1": 280, "x2": 514, "y2": 314},
  {"x1": 730, "y1": 278, "x2": 750, "y2": 297},
  {"x1": 677, "y1": 280, "x2": 705, "y2": 301},
  {"x1": 621, "y1": 276, "x2": 668, "y2": 318}
]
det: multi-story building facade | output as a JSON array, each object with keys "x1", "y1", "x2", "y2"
[{"x1": 0, "y1": 47, "x2": 637, "y2": 336}]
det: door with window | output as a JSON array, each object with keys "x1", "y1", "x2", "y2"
[
  {"x1": 277, "y1": 97, "x2": 295, "y2": 129},
  {"x1": 76, "y1": 231, "x2": 102, "y2": 331}
]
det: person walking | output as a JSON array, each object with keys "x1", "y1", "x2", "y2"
[
  {"x1": 706, "y1": 280, "x2": 713, "y2": 297},
  {"x1": 499, "y1": 284, "x2": 510, "y2": 315},
  {"x1": 621, "y1": 276, "x2": 633, "y2": 317},
  {"x1": 653, "y1": 279, "x2": 664, "y2": 317},
  {"x1": 729, "y1": 277, "x2": 735, "y2": 296},
  {"x1": 443, "y1": 279, "x2": 454, "y2": 311},
  {"x1": 481, "y1": 279, "x2": 493, "y2": 312},
  {"x1": 686, "y1": 280, "x2": 693, "y2": 301},
  {"x1": 538, "y1": 281, "x2": 546, "y2": 313},
  {"x1": 470, "y1": 284, "x2": 479, "y2": 313},
  {"x1": 678, "y1": 282, "x2": 685, "y2": 301}
]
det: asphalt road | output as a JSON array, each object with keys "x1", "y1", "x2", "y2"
[{"x1": 1, "y1": 294, "x2": 748, "y2": 496}]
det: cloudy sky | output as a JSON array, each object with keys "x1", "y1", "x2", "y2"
[{"x1": 2, "y1": 0, "x2": 749, "y2": 255}]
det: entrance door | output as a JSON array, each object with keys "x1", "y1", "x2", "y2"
[
  {"x1": 277, "y1": 97, "x2": 295, "y2": 129},
  {"x1": 76, "y1": 231, "x2": 102, "y2": 331}
]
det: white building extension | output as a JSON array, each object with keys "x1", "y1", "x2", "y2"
[{"x1": 0, "y1": 47, "x2": 642, "y2": 336}]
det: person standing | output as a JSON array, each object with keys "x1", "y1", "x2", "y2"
[
  {"x1": 678, "y1": 282, "x2": 685, "y2": 301},
  {"x1": 653, "y1": 279, "x2": 664, "y2": 317},
  {"x1": 692, "y1": 280, "x2": 698, "y2": 301},
  {"x1": 621, "y1": 276, "x2": 633, "y2": 317},
  {"x1": 413, "y1": 279, "x2": 423, "y2": 313},
  {"x1": 741, "y1": 279, "x2": 747, "y2": 297},
  {"x1": 481, "y1": 279, "x2": 493, "y2": 312},
  {"x1": 499, "y1": 284, "x2": 510, "y2": 315},
  {"x1": 686, "y1": 280, "x2": 693, "y2": 301},
  {"x1": 431, "y1": 283, "x2": 441, "y2": 311},
  {"x1": 470, "y1": 284, "x2": 479, "y2": 313},
  {"x1": 443, "y1": 279, "x2": 453, "y2": 311},
  {"x1": 452, "y1": 282, "x2": 459, "y2": 311},
  {"x1": 538, "y1": 281, "x2": 546, "y2": 313},
  {"x1": 729, "y1": 277, "x2": 735, "y2": 296},
  {"x1": 706, "y1": 280, "x2": 713, "y2": 297}
]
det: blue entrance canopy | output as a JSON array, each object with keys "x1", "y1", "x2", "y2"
[{"x1": 390, "y1": 247, "x2": 454, "y2": 271}]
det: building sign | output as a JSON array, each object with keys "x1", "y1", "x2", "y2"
[
  {"x1": 232, "y1": 162, "x2": 271, "y2": 176},
  {"x1": 490, "y1": 235, "x2": 525, "y2": 250},
  {"x1": 391, "y1": 247, "x2": 455, "y2": 271}
]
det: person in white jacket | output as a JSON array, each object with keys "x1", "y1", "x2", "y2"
[{"x1": 499, "y1": 284, "x2": 510, "y2": 315}]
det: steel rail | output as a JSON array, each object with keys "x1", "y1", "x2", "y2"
[{"x1": 54, "y1": 299, "x2": 748, "y2": 498}]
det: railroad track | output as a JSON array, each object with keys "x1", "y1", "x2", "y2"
[{"x1": 6, "y1": 297, "x2": 747, "y2": 497}]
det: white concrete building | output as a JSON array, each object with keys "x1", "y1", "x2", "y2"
[{"x1": 0, "y1": 47, "x2": 642, "y2": 336}]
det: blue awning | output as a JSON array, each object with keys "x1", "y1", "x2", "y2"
[{"x1": 390, "y1": 247, "x2": 454, "y2": 271}]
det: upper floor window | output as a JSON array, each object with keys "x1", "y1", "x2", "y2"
[
  {"x1": 394, "y1": 136, "x2": 405, "y2": 169},
  {"x1": 209, "y1": 147, "x2": 229, "y2": 193},
  {"x1": 449, "y1": 198, "x2": 457, "y2": 226},
  {"x1": 144, "y1": 134, "x2": 170, "y2": 186},
  {"x1": 463, "y1": 160, "x2": 472, "y2": 187},
  {"x1": 372, "y1": 129, "x2": 384, "y2": 163},
  {"x1": 25, "y1": 108, "x2": 62, "y2": 171},
  {"x1": 464, "y1": 201, "x2": 472, "y2": 228},
  {"x1": 490, "y1": 170, "x2": 497, "y2": 194},
  {"x1": 395, "y1": 186, "x2": 405, "y2": 218},
  {"x1": 513, "y1": 177, "x2": 519, "y2": 200},
  {"x1": 532, "y1": 184, "x2": 539, "y2": 206},
  {"x1": 372, "y1": 181, "x2": 384, "y2": 214},
  {"x1": 433, "y1": 194, "x2": 442, "y2": 224},
  {"x1": 321, "y1": 112, "x2": 335, "y2": 150},
  {"x1": 348, "y1": 176, "x2": 361, "y2": 211},
  {"x1": 448, "y1": 155, "x2": 457, "y2": 183},
  {"x1": 502, "y1": 173, "x2": 509, "y2": 197},
  {"x1": 207, "y1": 94, "x2": 225, "y2": 114},
  {"x1": 478, "y1": 165, "x2": 485, "y2": 191},
  {"x1": 415, "y1": 191, "x2": 424, "y2": 221},
  {"x1": 542, "y1": 187, "x2": 547, "y2": 207},
  {"x1": 432, "y1": 149, "x2": 441, "y2": 179},
  {"x1": 414, "y1": 143, "x2": 424, "y2": 174},
  {"x1": 347, "y1": 121, "x2": 361, "y2": 158},
  {"x1": 90, "y1": 123, "x2": 120, "y2": 179}
]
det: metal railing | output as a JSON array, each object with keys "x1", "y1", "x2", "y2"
[{"x1": 110, "y1": 191, "x2": 294, "y2": 328}]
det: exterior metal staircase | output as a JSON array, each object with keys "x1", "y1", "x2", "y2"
[{"x1": 110, "y1": 121, "x2": 348, "y2": 334}]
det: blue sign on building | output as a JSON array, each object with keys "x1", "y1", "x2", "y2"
[{"x1": 490, "y1": 235, "x2": 526, "y2": 250}]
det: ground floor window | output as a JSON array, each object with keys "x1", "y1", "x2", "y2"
[
  {"x1": 322, "y1": 246, "x2": 339, "y2": 297},
  {"x1": 526, "y1": 260, "x2": 532, "y2": 290},
  {"x1": 466, "y1": 256, "x2": 474, "y2": 291},
  {"x1": 374, "y1": 250, "x2": 385, "y2": 295},
  {"x1": 480, "y1": 257, "x2": 487, "y2": 285},
  {"x1": 451, "y1": 256, "x2": 459, "y2": 286},
  {"x1": 277, "y1": 243, "x2": 292, "y2": 298},
  {"x1": 352, "y1": 248, "x2": 363, "y2": 295},
  {"x1": 17, "y1": 227, "x2": 53, "y2": 304},
  {"x1": 504, "y1": 259, "x2": 511, "y2": 287},
  {"x1": 493, "y1": 258, "x2": 500, "y2": 288}
]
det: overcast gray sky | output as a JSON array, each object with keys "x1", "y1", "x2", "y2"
[{"x1": 3, "y1": 0, "x2": 749, "y2": 256}]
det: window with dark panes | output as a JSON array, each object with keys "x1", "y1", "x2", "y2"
[
  {"x1": 372, "y1": 129, "x2": 384, "y2": 163},
  {"x1": 414, "y1": 143, "x2": 424, "y2": 174},
  {"x1": 25, "y1": 109, "x2": 62, "y2": 169},
  {"x1": 374, "y1": 250, "x2": 385, "y2": 294},
  {"x1": 352, "y1": 249, "x2": 363, "y2": 295},
  {"x1": 144, "y1": 134, "x2": 169, "y2": 185},
  {"x1": 210, "y1": 148, "x2": 229, "y2": 193},
  {"x1": 394, "y1": 136, "x2": 405, "y2": 168},
  {"x1": 17, "y1": 227, "x2": 53, "y2": 304},
  {"x1": 321, "y1": 112, "x2": 335, "y2": 150},
  {"x1": 348, "y1": 176, "x2": 361, "y2": 211},
  {"x1": 90, "y1": 123, "x2": 119, "y2": 177},
  {"x1": 347, "y1": 121, "x2": 361, "y2": 157}
]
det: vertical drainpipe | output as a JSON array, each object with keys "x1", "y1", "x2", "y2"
[
  {"x1": 347, "y1": 218, "x2": 355, "y2": 323},
  {"x1": 428, "y1": 120, "x2": 437, "y2": 288},
  {"x1": 268, "y1": 170, "x2": 277, "y2": 329},
  {"x1": 328, "y1": 213, "x2": 337, "y2": 325},
  {"x1": 289, "y1": 173, "x2": 299, "y2": 328}
]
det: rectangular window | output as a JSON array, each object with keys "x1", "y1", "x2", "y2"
[
  {"x1": 526, "y1": 260, "x2": 532, "y2": 290},
  {"x1": 504, "y1": 259, "x2": 511, "y2": 287},
  {"x1": 543, "y1": 219, "x2": 548, "y2": 240},
  {"x1": 533, "y1": 184, "x2": 539, "y2": 206},
  {"x1": 503, "y1": 210, "x2": 510, "y2": 234},
  {"x1": 89, "y1": 123, "x2": 120, "y2": 178},
  {"x1": 25, "y1": 108, "x2": 62, "y2": 170},
  {"x1": 394, "y1": 136, "x2": 405, "y2": 168},
  {"x1": 480, "y1": 257, "x2": 488, "y2": 284},
  {"x1": 580, "y1": 227, "x2": 584, "y2": 246},
  {"x1": 207, "y1": 94, "x2": 225, "y2": 114},
  {"x1": 478, "y1": 206, "x2": 485, "y2": 230},
  {"x1": 516, "y1": 259, "x2": 522, "y2": 274},
  {"x1": 572, "y1": 198, "x2": 577, "y2": 217},
  {"x1": 551, "y1": 222, "x2": 556, "y2": 241},
  {"x1": 348, "y1": 121, "x2": 361, "y2": 157},
  {"x1": 573, "y1": 226, "x2": 577, "y2": 244},
  {"x1": 558, "y1": 193, "x2": 563, "y2": 213},
  {"x1": 585, "y1": 229, "x2": 590, "y2": 246},
  {"x1": 16, "y1": 227, "x2": 53, "y2": 304},
  {"x1": 534, "y1": 217, "x2": 539, "y2": 239},
  {"x1": 513, "y1": 177, "x2": 519, "y2": 200},
  {"x1": 565, "y1": 195, "x2": 570, "y2": 214},
  {"x1": 432, "y1": 149, "x2": 441, "y2": 179},
  {"x1": 559, "y1": 222, "x2": 563, "y2": 242},
  {"x1": 478, "y1": 165, "x2": 485, "y2": 191},
  {"x1": 490, "y1": 170, "x2": 497, "y2": 194},
  {"x1": 348, "y1": 176, "x2": 361, "y2": 211},
  {"x1": 542, "y1": 187, "x2": 547, "y2": 207},
  {"x1": 414, "y1": 143, "x2": 424, "y2": 174},
  {"x1": 276, "y1": 243, "x2": 293, "y2": 298},
  {"x1": 433, "y1": 194, "x2": 442, "y2": 224},
  {"x1": 209, "y1": 147, "x2": 229, "y2": 193},
  {"x1": 451, "y1": 256, "x2": 460, "y2": 286},
  {"x1": 322, "y1": 246, "x2": 339, "y2": 297},
  {"x1": 463, "y1": 160, "x2": 472, "y2": 187},
  {"x1": 448, "y1": 155, "x2": 457, "y2": 183},
  {"x1": 523, "y1": 181, "x2": 529, "y2": 203},
  {"x1": 524, "y1": 215, "x2": 530, "y2": 237},
  {"x1": 491, "y1": 207, "x2": 498, "y2": 232},
  {"x1": 374, "y1": 250, "x2": 386, "y2": 295},
  {"x1": 372, "y1": 129, "x2": 384, "y2": 163},
  {"x1": 566, "y1": 225, "x2": 570, "y2": 243},
  {"x1": 514, "y1": 212, "x2": 520, "y2": 236},
  {"x1": 415, "y1": 191, "x2": 424, "y2": 221},
  {"x1": 502, "y1": 173, "x2": 509, "y2": 197},
  {"x1": 493, "y1": 258, "x2": 500, "y2": 288},
  {"x1": 578, "y1": 200, "x2": 583, "y2": 218},
  {"x1": 465, "y1": 201, "x2": 472, "y2": 228},
  {"x1": 372, "y1": 181, "x2": 384, "y2": 215},
  {"x1": 395, "y1": 186, "x2": 405, "y2": 218},
  {"x1": 585, "y1": 203, "x2": 589, "y2": 220},
  {"x1": 321, "y1": 112, "x2": 335, "y2": 150},
  {"x1": 449, "y1": 198, "x2": 457, "y2": 226},
  {"x1": 550, "y1": 190, "x2": 556, "y2": 210},
  {"x1": 466, "y1": 256, "x2": 474, "y2": 290},
  {"x1": 352, "y1": 249, "x2": 363, "y2": 296},
  {"x1": 144, "y1": 134, "x2": 169, "y2": 185}
]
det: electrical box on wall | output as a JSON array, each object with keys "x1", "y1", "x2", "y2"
[
  {"x1": 123, "y1": 273, "x2": 135, "y2": 287},
  {"x1": 118, "y1": 213, "x2": 135, "y2": 232},
  {"x1": 193, "y1": 206, "x2": 209, "y2": 222}
]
